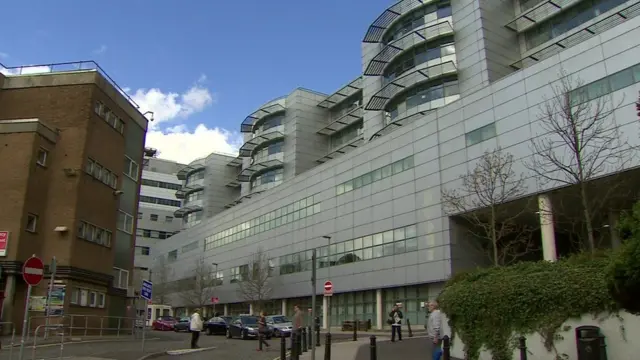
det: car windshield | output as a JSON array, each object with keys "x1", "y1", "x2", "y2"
[
  {"x1": 241, "y1": 317, "x2": 258, "y2": 325},
  {"x1": 159, "y1": 316, "x2": 175, "y2": 321},
  {"x1": 221, "y1": 316, "x2": 232, "y2": 323},
  {"x1": 180, "y1": 317, "x2": 190, "y2": 322},
  {"x1": 270, "y1": 316, "x2": 290, "y2": 324}
]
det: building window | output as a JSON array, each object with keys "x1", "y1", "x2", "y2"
[
  {"x1": 94, "y1": 101, "x2": 125, "y2": 134},
  {"x1": 136, "y1": 246, "x2": 150, "y2": 255},
  {"x1": 251, "y1": 168, "x2": 284, "y2": 189},
  {"x1": 117, "y1": 211, "x2": 134, "y2": 234},
  {"x1": 141, "y1": 179, "x2": 181, "y2": 190},
  {"x1": 465, "y1": 123, "x2": 497, "y2": 147},
  {"x1": 167, "y1": 250, "x2": 178, "y2": 262},
  {"x1": 213, "y1": 271, "x2": 224, "y2": 286},
  {"x1": 386, "y1": 77, "x2": 460, "y2": 121},
  {"x1": 165, "y1": 216, "x2": 173, "y2": 223},
  {"x1": 570, "y1": 62, "x2": 640, "y2": 105},
  {"x1": 137, "y1": 212, "x2": 143, "y2": 220},
  {"x1": 26, "y1": 213, "x2": 38, "y2": 233},
  {"x1": 36, "y1": 148, "x2": 48, "y2": 166},
  {"x1": 150, "y1": 214, "x2": 158, "y2": 222},
  {"x1": 330, "y1": 122, "x2": 363, "y2": 150},
  {"x1": 183, "y1": 211, "x2": 203, "y2": 228},
  {"x1": 137, "y1": 228, "x2": 177, "y2": 239},
  {"x1": 383, "y1": 36, "x2": 456, "y2": 83},
  {"x1": 185, "y1": 170, "x2": 205, "y2": 185},
  {"x1": 85, "y1": 158, "x2": 118, "y2": 189},
  {"x1": 181, "y1": 241, "x2": 199, "y2": 253},
  {"x1": 71, "y1": 287, "x2": 106, "y2": 307},
  {"x1": 123, "y1": 156, "x2": 139, "y2": 181},
  {"x1": 98, "y1": 293, "x2": 106, "y2": 308},
  {"x1": 80, "y1": 289, "x2": 88, "y2": 306},
  {"x1": 89, "y1": 291, "x2": 97, "y2": 307},
  {"x1": 337, "y1": 156, "x2": 414, "y2": 196},
  {"x1": 112, "y1": 267, "x2": 129, "y2": 289},
  {"x1": 139, "y1": 195, "x2": 181, "y2": 208},
  {"x1": 77, "y1": 221, "x2": 112, "y2": 247}
]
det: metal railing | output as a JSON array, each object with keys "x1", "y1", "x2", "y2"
[{"x1": 26, "y1": 315, "x2": 138, "y2": 340}]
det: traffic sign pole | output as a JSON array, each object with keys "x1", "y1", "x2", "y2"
[
  {"x1": 19, "y1": 255, "x2": 44, "y2": 360},
  {"x1": 44, "y1": 256, "x2": 57, "y2": 340}
]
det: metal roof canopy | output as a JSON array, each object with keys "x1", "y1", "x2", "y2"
[
  {"x1": 237, "y1": 159, "x2": 283, "y2": 182},
  {"x1": 240, "y1": 104, "x2": 285, "y2": 133},
  {"x1": 505, "y1": 0, "x2": 580, "y2": 32},
  {"x1": 363, "y1": 0, "x2": 426, "y2": 43},
  {"x1": 317, "y1": 77, "x2": 363, "y2": 109},
  {"x1": 369, "y1": 111, "x2": 429, "y2": 141},
  {"x1": 176, "y1": 163, "x2": 205, "y2": 180},
  {"x1": 365, "y1": 61, "x2": 457, "y2": 111},
  {"x1": 173, "y1": 204, "x2": 203, "y2": 218},
  {"x1": 364, "y1": 21, "x2": 454, "y2": 76},
  {"x1": 225, "y1": 190, "x2": 264, "y2": 208},
  {"x1": 510, "y1": 2, "x2": 640, "y2": 69},
  {"x1": 174, "y1": 184, "x2": 205, "y2": 199},
  {"x1": 316, "y1": 137, "x2": 365, "y2": 164},
  {"x1": 227, "y1": 156, "x2": 243, "y2": 167},
  {"x1": 238, "y1": 131, "x2": 284, "y2": 157},
  {"x1": 317, "y1": 107, "x2": 364, "y2": 136},
  {"x1": 225, "y1": 179, "x2": 241, "y2": 188}
]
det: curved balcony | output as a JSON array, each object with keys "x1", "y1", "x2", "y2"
[
  {"x1": 365, "y1": 61, "x2": 457, "y2": 111},
  {"x1": 364, "y1": 21, "x2": 454, "y2": 76},
  {"x1": 240, "y1": 103, "x2": 286, "y2": 133},
  {"x1": 175, "y1": 183, "x2": 205, "y2": 199},
  {"x1": 316, "y1": 135, "x2": 365, "y2": 164},
  {"x1": 238, "y1": 127, "x2": 285, "y2": 157},
  {"x1": 317, "y1": 106, "x2": 363, "y2": 136},
  {"x1": 363, "y1": 0, "x2": 427, "y2": 43},
  {"x1": 227, "y1": 156, "x2": 243, "y2": 168},
  {"x1": 224, "y1": 190, "x2": 265, "y2": 209},
  {"x1": 318, "y1": 77, "x2": 363, "y2": 110},
  {"x1": 176, "y1": 158, "x2": 206, "y2": 180},
  {"x1": 506, "y1": 0, "x2": 579, "y2": 33},
  {"x1": 238, "y1": 153, "x2": 284, "y2": 182},
  {"x1": 252, "y1": 179, "x2": 283, "y2": 193},
  {"x1": 174, "y1": 203, "x2": 203, "y2": 219},
  {"x1": 370, "y1": 111, "x2": 430, "y2": 141}
]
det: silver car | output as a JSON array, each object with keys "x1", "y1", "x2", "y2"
[{"x1": 266, "y1": 315, "x2": 293, "y2": 337}]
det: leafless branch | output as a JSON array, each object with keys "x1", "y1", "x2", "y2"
[
  {"x1": 174, "y1": 256, "x2": 216, "y2": 308},
  {"x1": 526, "y1": 70, "x2": 634, "y2": 253},
  {"x1": 151, "y1": 256, "x2": 174, "y2": 305},
  {"x1": 442, "y1": 148, "x2": 537, "y2": 266},
  {"x1": 236, "y1": 248, "x2": 275, "y2": 312}
]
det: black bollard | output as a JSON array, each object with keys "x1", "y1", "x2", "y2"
[
  {"x1": 302, "y1": 327, "x2": 308, "y2": 352},
  {"x1": 291, "y1": 330, "x2": 298, "y2": 360},
  {"x1": 316, "y1": 325, "x2": 321, "y2": 347},
  {"x1": 369, "y1": 335, "x2": 377, "y2": 360},
  {"x1": 353, "y1": 319, "x2": 358, "y2": 341},
  {"x1": 280, "y1": 335, "x2": 286, "y2": 360},
  {"x1": 307, "y1": 326, "x2": 312, "y2": 348},
  {"x1": 407, "y1": 318, "x2": 413, "y2": 338},
  {"x1": 443, "y1": 335, "x2": 451, "y2": 360},
  {"x1": 518, "y1": 336, "x2": 528, "y2": 360},
  {"x1": 324, "y1": 333, "x2": 332, "y2": 360},
  {"x1": 296, "y1": 328, "x2": 303, "y2": 356}
]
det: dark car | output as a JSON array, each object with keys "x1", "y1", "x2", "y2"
[
  {"x1": 173, "y1": 317, "x2": 191, "y2": 332},
  {"x1": 205, "y1": 316, "x2": 232, "y2": 335},
  {"x1": 226, "y1": 316, "x2": 273, "y2": 340}
]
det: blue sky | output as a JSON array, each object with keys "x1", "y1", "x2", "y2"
[{"x1": 0, "y1": 0, "x2": 392, "y2": 163}]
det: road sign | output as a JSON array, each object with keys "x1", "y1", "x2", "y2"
[
  {"x1": 141, "y1": 280, "x2": 153, "y2": 301},
  {"x1": 324, "y1": 281, "x2": 333, "y2": 297},
  {"x1": 211, "y1": 297, "x2": 219, "y2": 304},
  {"x1": 0, "y1": 231, "x2": 9, "y2": 257},
  {"x1": 23, "y1": 256, "x2": 44, "y2": 286}
]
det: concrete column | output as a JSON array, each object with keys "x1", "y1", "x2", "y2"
[
  {"x1": 609, "y1": 210, "x2": 621, "y2": 249},
  {"x1": 322, "y1": 296, "x2": 328, "y2": 330},
  {"x1": 281, "y1": 299, "x2": 287, "y2": 316},
  {"x1": 1, "y1": 275, "x2": 15, "y2": 333},
  {"x1": 538, "y1": 194, "x2": 558, "y2": 262},
  {"x1": 249, "y1": 303, "x2": 254, "y2": 315},
  {"x1": 375, "y1": 289, "x2": 383, "y2": 330},
  {"x1": 223, "y1": 304, "x2": 228, "y2": 316}
]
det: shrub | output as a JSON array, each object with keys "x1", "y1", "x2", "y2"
[
  {"x1": 607, "y1": 202, "x2": 640, "y2": 314},
  {"x1": 438, "y1": 253, "x2": 618, "y2": 360}
]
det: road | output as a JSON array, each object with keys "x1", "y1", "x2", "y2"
[{"x1": 354, "y1": 337, "x2": 462, "y2": 360}]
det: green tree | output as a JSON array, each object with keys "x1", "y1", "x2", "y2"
[{"x1": 607, "y1": 201, "x2": 640, "y2": 314}]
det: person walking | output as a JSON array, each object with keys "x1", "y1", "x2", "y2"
[
  {"x1": 290, "y1": 305, "x2": 303, "y2": 350},
  {"x1": 427, "y1": 301, "x2": 443, "y2": 360},
  {"x1": 389, "y1": 304, "x2": 403, "y2": 342},
  {"x1": 257, "y1": 311, "x2": 271, "y2": 351},
  {"x1": 189, "y1": 308, "x2": 204, "y2": 349}
]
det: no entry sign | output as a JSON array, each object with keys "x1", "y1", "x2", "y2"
[
  {"x1": 23, "y1": 256, "x2": 44, "y2": 286},
  {"x1": 324, "y1": 281, "x2": 333, "y2": 297}
]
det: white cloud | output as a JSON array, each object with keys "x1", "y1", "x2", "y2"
[
  {"x1": 92, "y1": 45, "x2": 107, "y2": 55},
  {"x1": 146, "y1": 124, "x2": 242, "y2": 164}
]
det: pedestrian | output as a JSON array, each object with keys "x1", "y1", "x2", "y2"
[
  {"x1": 290, "y1": 304, "x2": 303, "y2": 350},
  {"x1": 257, "y1": 310, "x2": 271, "y2": 351},
  {"x1": 189, "y1": 308, "x2": 203, "y2": 349},
  {"x1": 388, "y1": 303, "x2": 403, "y2": 342},
  {"x1": 427, "y1": 301, "x2": 443, "y2": 360}
]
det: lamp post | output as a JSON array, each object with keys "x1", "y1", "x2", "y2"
[
  {"x1": 322, "y1": 235, "x2": 332, "y2": 333},
  {"x1": 212, "y1": 262, "x2": 218, "y2": 316}
]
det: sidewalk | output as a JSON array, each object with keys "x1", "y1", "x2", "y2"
[{"x1": 298, "y1": 337, "x2": 376, "y2": 360}]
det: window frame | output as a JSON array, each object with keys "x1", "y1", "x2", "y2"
[
  {"x1": 26, "y1": 213, "x2": 38, "y2": 233},
  {"x1": 36, "y1": 148, "x2": 48, "y2": 167}
]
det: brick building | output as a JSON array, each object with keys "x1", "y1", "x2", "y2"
[{"x1": 0, "y1": 62, "x2": 149, "y2": 332}]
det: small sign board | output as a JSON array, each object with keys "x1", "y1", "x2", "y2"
[
  {"x1": 23, "y1": 256, "x2": 44, "y2": 286},
  {"x1": 211, "y1": 297, "x2": 219, "y2": 304},
  {"x1": 141, "y1": 280, "x2": 153, "y2": 301},
  {"x1": 0, "y1": 232, "x2": 8, "y2": 257},
  {"x1": 324, "y1": 281, "x2": 333, "y2": 297}
]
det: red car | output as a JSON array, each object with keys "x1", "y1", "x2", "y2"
[{"x1": 152, "y1": 316, "x2": 177, "y2": 331}]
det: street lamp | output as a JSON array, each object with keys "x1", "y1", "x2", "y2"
[
  {"x1": 321, "y1": 236, "x2": 331, "y2": 332},
  {"x1": 212, "y1": 262, "x2": 218, "y2": 316}
]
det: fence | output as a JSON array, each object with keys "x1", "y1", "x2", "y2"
[{"x1": 26, "y1": 315, "x2": 138, "y2": 340}]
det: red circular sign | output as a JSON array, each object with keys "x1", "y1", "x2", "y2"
[
  {"x1": 324, "y1": 281, "x2": 333, "y2": 291},
  {"x1": 22, "y1": 256, "x2": 44, "y2": 286}
]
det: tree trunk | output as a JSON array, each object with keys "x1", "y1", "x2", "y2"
[
  {"x1": 491, "y1": 206, "x2": 499, "y2": 266},
  {"x1": 580, "y1": 182, "x2": 596, "y2": 253}
]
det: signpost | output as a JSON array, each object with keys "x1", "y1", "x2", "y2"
[
  {"x1": 323, "y1": 281, "x2": 333, "y2": 296},
  {"x1": 44, "y1": 257, "x2": 57, "y2": 339},
  {"x1": 310, "y1": 249, "x2": 317, "y2": 360},
  {"x1": 140, "y1": 280, "x2": 152, "y2": 352},
  {"x1": 19, "y1": 255, "x2": 44, "y2": 360},
  {"x1": 211, "y1": 297, "x2": 219, "y2": 315}
]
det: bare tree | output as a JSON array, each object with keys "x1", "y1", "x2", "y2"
[
  {"x1": 526, "y1": 70, "x2": 634, "y2": 253},
  {"x1": 175, "y1": 255, "x2": 216, "y2": 308},
  {"x1": 236, "y1": 248, "x2": 275, "y2": 312},
  {"x1": 151, "y1": 256, "x2": 174, "y2": 305},
  {"x1": 441, "y1": 147, "x2": 536, "y2": 266}
]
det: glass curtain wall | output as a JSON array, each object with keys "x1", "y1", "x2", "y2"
[
  {"x1": 329, "y1": 290, "x2": 377, "y2": 327},
  {"x1": 382, "y1": 284, "x2": 430, "y2": 328}
]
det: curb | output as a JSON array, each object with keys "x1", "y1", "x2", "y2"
[
  {"x1": 2, "y1": 337, "x2": 161, "y2": 350},
  {"x1": 135, "y1": 346, "x2": 217, "y2": 360}
]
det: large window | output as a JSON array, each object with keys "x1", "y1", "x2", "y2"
[
  {"x1": 85, "y1": 158, "x2": 118, "y2": 189},
  {"x1": 330, "y1": 122, "x2": 363, "y2": 150},
  {"x1": 252, "y1": 140, "x2": 284, "y2": 164},
  {"x1": 185, "y1": 190, "x2": 204, "y2": 203},
  {"x1": 254, "y1": 114, "x2": 284, "y2": 134},
  {"x1": 383, "y1": 36, "x2": 456, "y2": 83},
  {"x1": 330, "y1": 96, "x2": 362, "y2": 121},
  {"x1": 135, "y1": 228, "x2": 177, "y2": 239},
  {"x1": 336, "y1": 156, "x2": 414, "y2": 196},
  {"x1": 465, "y1": 123, "x2": 497, "y2": 147},
  {"x1": 112, "y1": 267, "x2": 129, "y2": 289},
  {"x1": 251, "y1": 168, "x2": 284, "y2": 189},
  {"x1": 524, "y1": 0, "x2": 627, "y2": 49},
  {"x1": 94, "y1": 101, "x2": 125, "y2": 134},
  {"x1": 186, "y1": 169, "x2": 205, "y2": 185},
  {"x1": 123, "y1": 156, "x2": 139, "y2": 181},
  {"x1": 382, "y1": 1, "x2": 452, "y2": 44},
  {"x1": 141, "y1": 179, "x2": 181, "y2": 190},
  {"x1": 117, "y1": 211, "x2": 134, "y2": 234},
  {"x1": 139, "y1": 195, "x2": 181, "y2": 207},
  {"x1": 386, "y1": 77, "x2": 459, "y2": 121},
  {"x1": 78, "y1": 221, "x2": 112, "y2": 247},
  {"x1": 571, "y1": 61, "x2": 640, "y2": 105},
  {"x1": 183, "y1": 211, "x2": 203, "y2": 228}
]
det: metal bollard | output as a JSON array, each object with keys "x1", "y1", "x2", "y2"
[
  {"x1": 291, "y1": 330, "x2": 298, "y2": 360},
  {"x1": 407, "y1": 318, "x2": 413, "y2": 337},
  {"x1": 369, "y1": 335, "x2": 377, "y2": 360},
  {"x1": 518, "y1": 336, "x2": 527, "y2": 360},
  {"x1": 307, "y1": 326, "x2": 312, "y2": 348},
  {"x1": 302, "y1": 327, "x2": 308, "y2": 352},
  {"x1": 280, "y1": 335, "x2": 286, "y2": 360},
  {"x1": 353, "y1": 319, "x2": 358, "y2": 341},
  {"x1": 316, "y1": 325, "x2": 321, "y2": 347},
  {"x1": 324, "y1": 332, "x2": 332, "y2": 360},
  {"x1": 296, "y1": 328, "x2": 302, "y2": 356},
  {"x1": 443, "y1": 335, "x2": 451, "y2": 360}
]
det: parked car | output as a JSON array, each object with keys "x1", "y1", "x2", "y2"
[
  {"x1": 226, "y1": 316, "x2": 273, "y2": 340},
  {"x1": 205, "y1": 316, "x2": 232, "y2": 335},
  {"x1": 266, "y1": 315, "x2": 293, "y2": 337},
  {"x1": 152, "y1": 316, "x2": 177, "y2": 331},
  {"x1": 173, "y1": 317, "x2": 191, "y2": 332}
]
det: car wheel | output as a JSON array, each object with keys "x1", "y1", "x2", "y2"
[
  {"x1": 207, "y1": 328, "x2": 213, "y2": 335},
  {"x1": 241, "y1": 330, "x2": 248, "y2": 340},
  {"x1": 174, "y1": 328, "x2": 179, "y2": 332},
  {"x1": 226, "y1": 329, "x2": 232, "y2": 339},
  {"x1": 274, "y1": 329, "x2": 280, "y2": 338}
]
